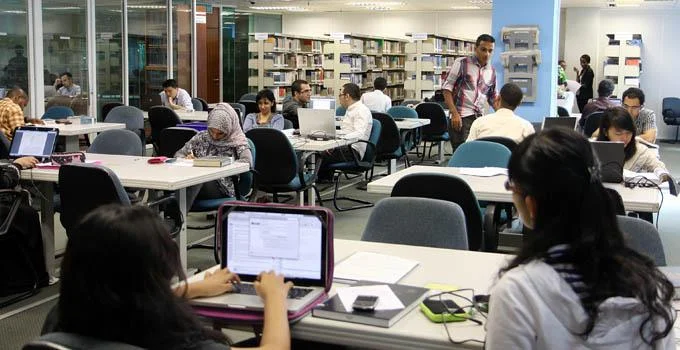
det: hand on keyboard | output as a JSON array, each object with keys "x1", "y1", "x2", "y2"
[{"x1": 254, "y1": 271, "x2": 294, "y2": 301}]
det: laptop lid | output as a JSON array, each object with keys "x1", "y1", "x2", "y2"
[
  {"x1": 543, "y1": 117, "x2": 577, "y2": 130},
  {"x1": 221, "y1": 205, "x2": 327, "y2": 287},
  {"x1": 298, "y1": 108, "x2": 336, "y2": 138},
  {"x1": 309, "y1": 97, "x2": 336, "y2": 111},
  {"x1": 9, "y1": 126, "x2": 59, "y2": 161},
  {"x1": 591, "y1": 140, "x2": 624, "y2": 183}
]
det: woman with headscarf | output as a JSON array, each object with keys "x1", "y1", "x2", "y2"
[{"x1": 175, "y1": 103, "x2": 253, "y2": 207}]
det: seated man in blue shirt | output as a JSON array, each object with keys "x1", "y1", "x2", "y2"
[{"x1": 159, "y1": 79, "x2": 194, "y2": 112}]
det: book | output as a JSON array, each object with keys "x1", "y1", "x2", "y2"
[
  {"x1": 193, "y1": 156, "x2": 233, "y2": 167},
  {"x1": 312, "y1": 282, "x2": 429, "y2": 328}
]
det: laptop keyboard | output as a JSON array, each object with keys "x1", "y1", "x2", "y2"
[{"x1": 233, "y1": 283, "x2": 314, "y2": 300}]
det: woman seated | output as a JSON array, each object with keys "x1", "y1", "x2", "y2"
[
  {"x1": 175, "y1": 103, "x2": 253, "y2": 207},
  {"x1": 54, "y1": 204, "x2": 292, "y2": 350},
  {"x1": 596, "y1": 107, "x2": 670, "y2": 181},
  {"x1": 242, "y1": 89, "x2": 284, "y2": 132},
  {"x1": 485, "y1": 128, "x2": 675, "y2": 349}
]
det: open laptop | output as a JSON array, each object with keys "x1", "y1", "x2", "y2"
[
  {"x1": 543, "y1": 117, "x2": 577, "y2": 130},
  {"x1": 591, "y1": 141, "x2": 624, "y2": 183},
  {"x1": 298, "y1": 108, "x2": 341, "y2": 140},
  {"x1": 309, "y1": 97, "x2": 336, "y2": 111},
  {"x1": 9, "y1": 126, "x2": 59, "y2": 162},
  {"x1": 189, "y1": 205, "x2": 328, "y2": 313}
]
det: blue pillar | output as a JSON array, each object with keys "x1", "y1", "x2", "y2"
[{"x1": 492, "y1": 0, "x2": 560, "y2": 123}]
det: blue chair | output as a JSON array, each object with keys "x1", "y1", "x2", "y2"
[
  {"x1": 88, "y1": 129, "x2": 143, "y2": 156},
  {"x1": 448, "y1": 140, "x2": 511, "y2": 168},
  {"x1": 372, "y1": 112, "x2": 409, "y2": 175},
  {"x1": 195, "y1": 97, "x2": 210, "y2": 111},
  {"x1": 191, "y1": 98, "x2": 203, "y2": 111},
  {"x1": 325, "y1": 119, "x2": 381, "y2": 211},
  {"x1": 42, "y1": 106, "x2": 74, "y2": 120},
  {"x1": 388, "y1": 106, "x2": 420, "y2": 152},
  {"x1": 415, "y1": 102, "x2": 449, "y2": 161},
  {"x1": 104, "y1": 105, "x2": 145, "y2": 146},
  {"x1": 336, "y1": 106, "x2": 347, "y2": 117}
]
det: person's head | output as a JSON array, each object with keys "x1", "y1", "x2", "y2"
[
  {"x1": 291, "y1": 79, "x2": 311, "y2": 103},
  {"x1": 597, "y1": 79, "x2": 615, "y2": 98},
  {"x1": 14, "y1": 45, "x2": 24, "y2": 56},
  {"x1": 339, "y1": 83, "x2": 361, "y2": 108},
  {"x1": 206, "y1": 103, "x2": 242, "y2": 142},
  {"x1": 256, "y1": 89, "x2": 276, "y2": 115},
  {"x1": 558, "y1": 59, "x2": 566, "y2": 70},
  {"x1": 373, "y1": 77, "x2": 387, "y2": 91},
  {"x1": 162, "y1": 79, "x2": 179, "y2": 98},
  {"x1": 622, "y1": 87, "x2": 645, "y2": 119},
  {"x1": 59, "y1": 204, "x2": 223, "y2": 348},
  {"x1": 596, "y1": 107, "x2": 637, "y2": 160},
  {"x1": 60, "y1": 72, "x2": 74, "y2": 88},
  {"x1": 579, "y1": 54, "x2": 591, "y2": 69},
  {"x1": 474, "y1": 34, "x2": 495, "y2": 66},
  {"x1": 498, "y1": 83, "x2": 523, "y2": 110},
  {"x1": 6, "y1": 87, "x2": 27, "y2": 108}
]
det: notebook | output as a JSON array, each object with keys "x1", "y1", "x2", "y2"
[
  {"x1": 591, "y1": 141, "x2": 624, "y2": 183},
  {"x1": 298, "y1": 108, "x2": 339, "y2": 140},
  {"x1": 543, "y1": 117, "x2": 577, "y2": 130},
  {"x1": 189, "y1": 205, "x2": 328, "y2": 313},
  {"x1": 9, "y1": 126, "x2": 59, "y2": 162}
]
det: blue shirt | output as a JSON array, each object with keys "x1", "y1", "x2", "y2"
[{"x1": 242, "y1": 113, "x2": 285, "y2": 132}]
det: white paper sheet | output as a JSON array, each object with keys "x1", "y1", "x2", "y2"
[
  {"x1": 458, "y1": 167, "x2": 508, "y2": 177},
  {"x1": 337, "y1": 284, "x2": 405, "y2": 312},
  {"x1": 334, "y1": 251, "x2": 419, "y2": 284},
  {"x1": 169, "y1": 159, "x2": 194, "y2": 167}
]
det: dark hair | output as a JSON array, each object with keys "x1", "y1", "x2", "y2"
[
  {"x1": 504, "y1": 128, "x2": 674, "y2": 345},
  {"x1": 58, "y1": 204, "x2": 226, "y2": 348},
  {"x1": 597, "y1": 79, "x2": 615, "y2": 97},
  {"x1": 475, "y1": 34, "x2": 495, "y2": 46},
  {"x1": 499, "y1": 83, "x2": 523, "y2": 110},
  {"x1": 162, "y1": 79, "x2": 178, "y2": 89},
  {"x1": 342, "y1": 83, "x2": 361, "y2": 101},
  {"x1": 60, "y1": 72, "x2": 73, "y2": 79},
  {"x1": 622, "y1": 87, "x2": 646, "y2": 106},
  {"x1": 256, "y1": 89, "x2": 277, "y2": 113},
  {"x1": 596, "y1": 107, "x2": 637, "y2": 161},
  {"x1": 580, "y1": 54, "x2": 591, "y2": 64},
  {"x1": 373, "y1": 77, "x2": 387, "y2": 91},
  {"x1": 558, "y1": 59, "x2": 566, "y2": 65},
  {"x1": 291, "y1": 79, "x2": 309, "y2": 95}
]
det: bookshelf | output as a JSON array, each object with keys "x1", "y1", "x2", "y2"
[
  {"x1": 404, "y1": 33, "x2": 475, "y2": 100},
  {"x1": 603, "y1": 33, "x2": 642, "y2": 98}
]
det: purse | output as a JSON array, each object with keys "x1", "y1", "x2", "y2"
[{"x1": 50, "y1": 152, "x2": 86, "y2": 166}]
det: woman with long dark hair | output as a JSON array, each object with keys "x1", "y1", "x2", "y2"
[{"x1": 485, "y1": 128, "x2": 675, "y2": 348}]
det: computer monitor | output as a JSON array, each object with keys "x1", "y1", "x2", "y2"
[{"x1": 309, "y1": 97, "x2": 336, "y2": 111}]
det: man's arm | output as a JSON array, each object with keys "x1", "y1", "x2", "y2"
[
  {"x1": 639, "y1": 128, "x2": 657, "y2": 143},
  {"x1": 178, "y1": 90, "x2": 194, "y2": 112},
  {"x1": 486, "y1": 70, "x2": 498, "y2": 111},
  {"x1": 441, "y1": 59, "x2": 463, "y2": 131}
]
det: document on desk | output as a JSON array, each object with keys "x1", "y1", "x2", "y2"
[
  {"x1": 458, "y1": 167, "x2": 507, "y2": 177},
  {"x1": 623, "y1": 169, "x2": 661, "y2": 185},
  {"x1": 334, "y1": 251, "x2": 419, "y2": 284},
  {"x1": 337, "y1": 284, "x2": 405, "y2": 312}
]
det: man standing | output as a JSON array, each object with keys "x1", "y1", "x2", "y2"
[
  {"x1": 0, "y1": 87, "x2": 42, "y2": 140},
  {"x1": 55, "y1": 72, "x2": 81, "y2": 97},
  {"x1": 282, "y1": 79, "x2": 312, "y2": 129},
  {"x1": 622, "y1": 87, "x2": 657, "y2": 143},
  {"x1": 160, "y1": 79, "x2": 194, "y2": 112},
  {"x1": 466, "y1": 83, "x2": 534, "y2": 144},
  {"x1": 442, "y1": 34, "x2": 498, "y2": 152},
  {"x1": 360, "y1": 77, "x2": 392, "y2": 113}
]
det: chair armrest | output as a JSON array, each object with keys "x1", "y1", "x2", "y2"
[
  {"x1": 298, "y1": 152, "x2": 323, "y2": 187},
  {"x1": 483, "y1": 203, "x2": 500, "y2": 253}
]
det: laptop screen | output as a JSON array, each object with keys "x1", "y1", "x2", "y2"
[
  {"x1": 223, "y1": 207, "x2": 326, "y2": 284},
  {"x1": 310, "y1": 98, "x2": 336, "y2": 111},
  {"x1": 9, "y1": 127, "x2": 58, "y2": 159}
]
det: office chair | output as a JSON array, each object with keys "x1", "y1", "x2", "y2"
[
  {"x1": 88, "y1": 129, "x2": 143, "y2": 156},
  {"x1": 228, "y1": 102, "x2": 246, "y2": 128},
  {"x1": 157, "y1": 127, "x2": 197, "y2": 158},
  {"x1": 662, "y1": 97, "x2": 680, "y2": 143},
  {"x1": 448, "y1": 140, "x2": 511, "y2": 168},
  {"x1": 23, "y1": 332, "x2": 144, "y2": 350},
  {"x1": 283, "y1": 119, "x2": 294, "y2": 130},
  {"x1": 148, "y1": 106, "x2": 182, "y2": 154},
  {"x1": 100, "y1": 102, "x2": 124, "y2": 121},
  {"x1": 195, "y1": 97, "x2": 210, "y2": 111},
  {"x1": 617, "y1": 215, "x2": 667, "y2": 266},
  {"x1": 240, "y1": 100, "x2": 258, "y2": 116},
  {"x1": 0, "y1": 132, "x2": 9, "y2": 159},
  {"x1": 239, "y1": 92, "x2": 257, "y2": 102},
  {"x1": 557, "y1": 106, "x2": 570, "y2": 117},
  {"x1": 415, "y1": 102, "x2": 449, "y2": 161},
  {"x1": 372, "y1": 112, "x2": 410, "y2": 176},
  {"x1": 477, "y1": 136, "x2": 518, "y2": 153},
  {"x1": 362, "y1": 197, "x2": 468, "y2": 250},
  {"x1": 388, "y1": 106, "x2": 421, "y2": 153},
  {"x1": 104, "y1": 105, "x2": 146, "y2": 146},
  {"x1": 582, "y1": 111, "x2": 604, "y2": 138},
  {"x1": 42, "y1": 106, "x2": 74, "y2": 120},
  {"x1": 191, "y1": 98, "x2": 203, "y2": 111},
  {"x1": 336, "y1": 106, "x2": 347, "y2": 117}
]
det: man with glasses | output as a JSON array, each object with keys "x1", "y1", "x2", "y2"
[
  {"x1": 622, "y1": 87, "x2": 656, "y2": 143},
  {"x1": 282, "y1": 79, "x2": 312, "y2": 129}
]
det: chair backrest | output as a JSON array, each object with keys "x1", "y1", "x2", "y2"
[
  {"x1": 240, "y1": 100, "x2": 258, "y2": 116},
  {"x1": 191, "y1": 98, "x2": 203, "y2": 111},
  {"x1": 557, "y1": 106, "x2": 570, "y2": 117},
  {"x1": 400, "y1": 99, "x2": 421, "y2": 107},
  {"x1": 336, "y1": 106, "x2": 347, "y2": 116},
  {"x1": 415, "y1": 102, "x2": 448, "y2": 135},
  {"x1": 387, "y1": 106, "x2": 418, "y2": 119},
  {"x1": 246, "y1": 128, "x2": 299, "y2": 186},
  {"x1": 448, "y1": 140, "x2": 511, "y2": 168},
  {"x1": 228, "y1": 103, "x2": 246, "y2": 127},
  {"x1": 158, "y1": 127, "x2": 197, "y2": 158},
  {"x1": 101, "y1": 102, "x2": 124, "y2": 120},
  {"x1": 42, "y1": 106, "x2": 74, "y2": 120},
  {"x1": 391, "y1": 173, "x2": 483, "y2": 251},
  {"x1": 362, "y1": 119, "x2": 382, "y2": 163},
  {"x1": 362, "y1": 197, "x2": 468, "y2": 250},
  {"x1": 0, "y1": 132, "x2": 9, "y2": 159},
  {"x1": 88, "y1": 129, "x2": 143, "y2": 156},
  {"x1": 583, "y1": 111, "x2": 604, "y2": 137},
  {"x1": 476, "y1": 136, "x2": 518, "y2": 153},
  {"x1": 104, "y1": 105, "x2": 145, "y2": 132},
  {"x1": 617, "y1": 215, "x2": 667, "y2": 266},
  {"x1": 605, "y1": 188, "x2": 625, "y2": 216},
  {"x1": 283, "y1": 118, "x2": 294, "y2": 130},
  {"x1": 23, "y1": 332, "x2": 145, "y2": 350},
  {"x1": 239, "y1": 93, "x2": 257, "y2": 102},
  {"x1": 372, "y1": 112, "x2": 401, "y2": 155},
  {"x1": 195, "y1": 97, "x2": 210, "y2": 111},
  {"x1": 59, "y1": 164, "x2": 130, "y2": 235},
  {"x1": 148, "y1": 106, "x2": 182, "y2": 144},
  {"x1": 662, "y1": 97, "x2": 680, "y2": 124}
]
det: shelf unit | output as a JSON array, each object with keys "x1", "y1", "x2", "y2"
[
  {"x1": 404, "y1": 33, "x2": 475, "y2": 100},
  {"x1": 248, "y1": 33, "x2": 333, "y2": 101},
  {"x1": 603, "y1": 33, "x2": 642, "y2": 98}
]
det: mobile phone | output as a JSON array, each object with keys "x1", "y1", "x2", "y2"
[
  {"x1": 420, "y1": 298, "x2": 469, "y2": 323},
  {"x1": 352, "y1": 295, "x2": 379, "y2": 311}
]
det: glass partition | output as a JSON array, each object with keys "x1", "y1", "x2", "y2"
[
  {"x1": 96, "y1": 0, "x2": 123, "y2": 119},
  {"x1": 0, "y1": 0, "x2": 29, "y2": 102},
  {"x1": 173, "y1": 0, "x2": 192, "y2": 97}
]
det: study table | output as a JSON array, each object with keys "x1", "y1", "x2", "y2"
[
  {"x1": 44, "y1": 122, "x2": 126, "y2": 152},
  {"x1": 367, "y1": 165, "x2": 662, "y2": 213},
  {"x1": 20, "y1": 153, "x2": 250, "y2": 274},
  {"x1": 142, "y1": 110, "x2": 209, "y2": 122}
]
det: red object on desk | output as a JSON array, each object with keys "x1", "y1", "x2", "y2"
[{"x1": 147, "y1": 156, "x2": 168, "y2": 164}]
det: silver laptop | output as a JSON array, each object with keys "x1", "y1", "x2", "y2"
[
  {"x1": 543, "y1": 117, "x2": 577, "y2": 130},
  {"x1": 298, "y1": 108, "x2": 339, "y2": 140},
  {"x1": 309, "y1": 97, "x2": 336, "y2": 111},
  {"x1": 189, "y1": 206, "x2": 327, "y2": 313}
]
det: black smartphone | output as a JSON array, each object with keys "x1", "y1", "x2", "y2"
[
  {"x1": 352, "y1": 295, "x2": 379, "y2": 311},
  {"x1": 422, "y1": 298, "x2": 464, "y2": 314}
]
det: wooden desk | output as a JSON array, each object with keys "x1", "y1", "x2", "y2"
[
  {"x1": 367, "y1": 165, "x2": 662, "y2": 213},
  {"x1": 21, "y1": 153, "x2": 250, "y2": 274},
  {"x1": 46, "y1": 122, "x2": 126, "y2": 152},
  {"x1": 142, "y1": 110, "x2": 209, "y2": 122}
]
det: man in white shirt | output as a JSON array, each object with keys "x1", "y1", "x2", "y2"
[
  {"x1": 466, "y1": 83, "x2": 534, "y2": 144},
  {"x1": 159, "y1": 79, "x2": 194, "y2": 112},
  {"x1": 360, "y1": 77, "x2": 391, "y2": 113},
  {"x1": 56, "y1": 72, "x2": 81, "y2": 97}
]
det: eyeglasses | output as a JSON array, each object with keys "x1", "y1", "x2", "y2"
[{"x1": 623, "y1": 103, "x2": 642, "y2": 111}]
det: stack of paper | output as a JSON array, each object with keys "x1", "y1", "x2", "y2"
[
  {"x1": 458, "y1": 167, "x2": 508, "y2": 177},
  {"x1": 334, "y1": 252, "x2": 419, "y2": 284}
]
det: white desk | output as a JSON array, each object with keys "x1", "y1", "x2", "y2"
[
  {"x1": 46, "y1": 122, "x2": 126, "y2": 152},
  {"x1": 392, "y1": 118, "x2": 431, "y2": 173},
  {"x1": 21, "y1": 153, "x2": 250, "y2": 274},
  {"x1": 366, "y1": 165, "x2": 662, "y2": 213},
  {"x1": 142, "y1": 110, "x2": 209, "y2": 122}
]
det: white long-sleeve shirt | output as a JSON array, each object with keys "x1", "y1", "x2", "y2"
[
  {"x1": 340, "y1": 101, "x2": 373, "y2": 159},
  {"x1": 360, "y1": 89, "x2": 391, "y2": 113},
  {"x1": 160, "y1": 87, "x2": 194, "y2": 112}
]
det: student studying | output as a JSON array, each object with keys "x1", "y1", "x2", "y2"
[{"x1": 242, "y1": 89, "x2": 284, "y2": 132}]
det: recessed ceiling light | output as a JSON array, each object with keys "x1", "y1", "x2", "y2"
[{"x1": 2, "y1": 10, "x2": 27, "y2": 14}]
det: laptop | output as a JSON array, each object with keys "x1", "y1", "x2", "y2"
[
  {"x1": 309, "y1": 97, "x2": 336, "y2": 111},
  {"x1": 9, "y1": 126, "x2": 59, "y2": 162},
  {"x1": 543, "y1": 117, "x2": 577, "y2": 130},
  {"x1": 298, "y1": 108, "x2": 340, "y2": 140},
  {"x1": 189, "y1": 205, "x2": 328, "y2": 313},
  {"x1": 591, "y1": 141, "x2": 624, "y2": 183}
]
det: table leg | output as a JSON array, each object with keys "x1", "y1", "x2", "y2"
[
  {"x1": 307, "y1": 153, "x2": 316, "y2": 206},
  {"x1": 436, "y1": 141, "x2": 445, "y2": 164},
  {"x1": 388, "y1": 159, "x2": 397, "y2": 174},
  {"x1": 176, "y1": 188, "x2": 188, "y2": 270},
  {"x1": 38, "y1": 183, "x2": 56, "y2": 277},
  {"x1": 64, "y1": 136, "x2": 79, "y2": 152}
]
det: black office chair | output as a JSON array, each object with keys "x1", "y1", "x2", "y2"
[
  {"x1": 229, "y1": 102, "x2": 246, "y2": 128},
  {"x1": 191, "y1": 98, "x2": 203, "y2": 111},
  {"x1": 283, "y1": 119, "x2": 294, "y2": 130},
  {"x1": 148, "y1": 106, "x2": 182, "y2": 154},
  {"x1": 557, "y1": 106, "x2": 570, "y2": 117},
  {"x1": 240, "y1": 100, "x2": 258, "y2": 116},
  {"x1": 104, "y1": 105, "x2": 146, "y2": 146},
  {"x1": 583, "y1": 111, "x2": 604, "y2": 137},
  {"x1": 372, "y1": 112, "x2": 410, "y2": 176},
  {"x1": 100, "y1": 102, "x2": 124, "y2": 121},
  {"x1": 157, "y1": 127, "x2": 197, "y2": 158},
  {"x1": 415, "y1": 102, "x2": 450, "y2": 160},
  {"x1": 662, "y1": 97, "x2": 680, "y2": 143},
  {"x1": 477, "y1": 136, "x2": 518, "y2": 153},
  {"x1": 239, "y1": 93, "x2": 257, "y2": 102},
  {"x1": 0, "y1": 132, "x2": 10, "y2": 159}
]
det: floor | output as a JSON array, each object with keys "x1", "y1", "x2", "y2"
[{"x1": 2, "y1": 141, "x2": 680, "y2": 349}]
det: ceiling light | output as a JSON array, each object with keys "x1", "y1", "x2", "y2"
[
  {"x1": 249, "y1": 6, "x2": 309, "y2": 11},
  {"x1": 468, "y1": 0, "x2": 492, "y2": 4},
  {"x1": 2, "y1": 10, "x2": 27, "y2": 14},
  {"x1": 127, "y1": 5, "x2": 167, "y2": 9},
  {"x1": 347, "y1": 2, "x2": 405, "y2": 6},
  {"x1": 44, "y1": 6, "x2": 81, "y2": 10},
  {"x1": 451, "y1": 5, "x2": 480, "y2": 10}
]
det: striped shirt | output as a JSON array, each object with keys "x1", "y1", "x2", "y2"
[
  {"x1": 0, "y1": 98, "x2": 25, "y2": 140},
  {"x1": 441, "y1": 56, "x2": 497, "y2": 118},
  {"x1": 634, "y1": 108, "x2": 657, "y2": 134},
  {"x1": 544, "y1": 244, "x2": 591, "y2": 302}
]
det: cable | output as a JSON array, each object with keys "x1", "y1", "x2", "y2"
[
  {"x1": 425, "y1": 288, "x2": 487, "y2": 346},
  {"x1": 623, "y1": 175, "x2": 664, "y2": 229}
]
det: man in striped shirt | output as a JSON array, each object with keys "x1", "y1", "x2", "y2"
[{"x1": 442, "y1": 34, "x2": 498, "y2": 152}]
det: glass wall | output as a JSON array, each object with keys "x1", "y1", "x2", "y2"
[
  {"x1": 0, "y1": 0, "x2": 29, "y2": 101},
  {"x1": 96, "y1": 0, "x2": 123, "y2": 119},
  {"x1": 43, "y1": 0, "x2": 89, "y2": 116},
  {"x1": 173, "y1": 0, "x2": 192, "y2": 96}
]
